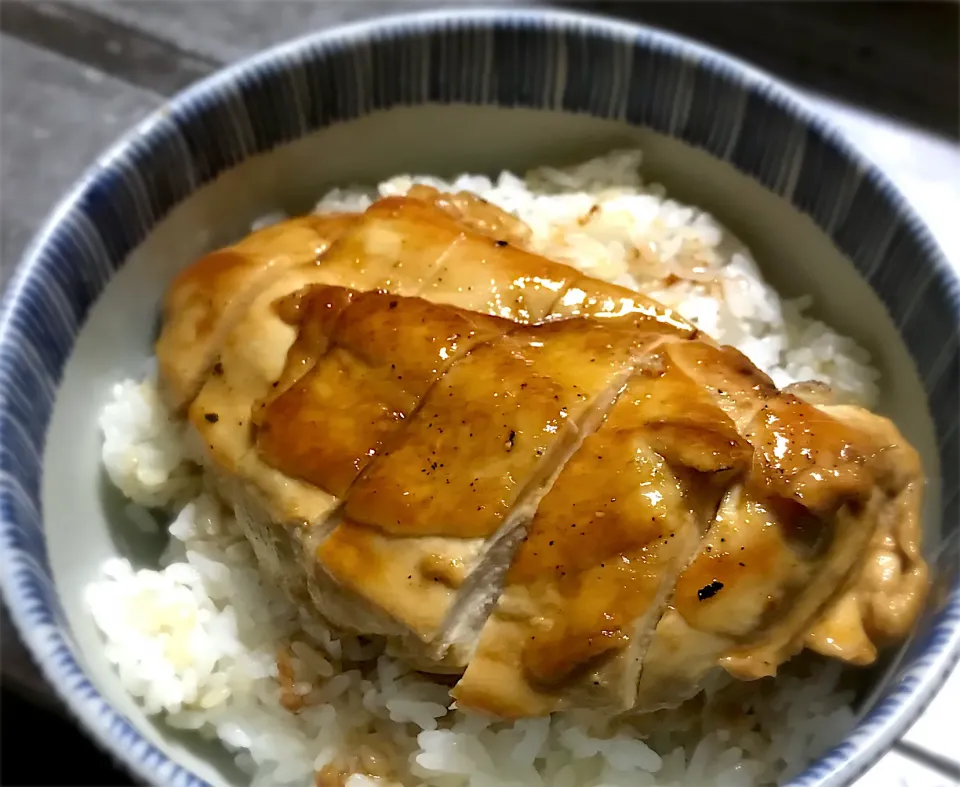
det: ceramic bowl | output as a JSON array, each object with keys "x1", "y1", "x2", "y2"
[{"x1": 1, "y1": 8, "x2": 957, "y2": 787}]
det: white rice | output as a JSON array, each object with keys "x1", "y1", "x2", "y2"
[{"x1": 87, "y1": 151, "x2": 869, "y2": 787}]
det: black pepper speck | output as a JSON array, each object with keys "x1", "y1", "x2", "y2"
[{"x1": 697, "y1": 580, "x2": 724, "y2": 601}]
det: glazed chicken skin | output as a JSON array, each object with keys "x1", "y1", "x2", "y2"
[{"x1": 157, "y1": 189, "x2": 929, "y2": 718}]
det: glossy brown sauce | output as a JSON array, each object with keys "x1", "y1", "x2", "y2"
[
  {"x1": 163, "y1": 249, "x2": 250, "y2": 336},
  {"x1": 345, "y1": 319, "x2": 637, "y2": 539},
  {"x1": 265, "y1": 285, "x2": 357, "y2": 402},
  {"x1": 256, "y1": 348, "x2": 412, "y2": 497},
  {"x1": 745, "y1": 395, "x2": 874, "y2": 514},
  {"x1": 547, "y1": 276, "x2": 695, "y2": 338},
  {"x1": 256, "y1": 288, "x2": 509, "y2": 496},
  {"x1": 509, "y1": 351, "x2": 750, "y2": 685}
]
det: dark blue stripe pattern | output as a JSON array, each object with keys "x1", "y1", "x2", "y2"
[{"x1": 0, "y1": 9, "x2": 957, "y2": 787}]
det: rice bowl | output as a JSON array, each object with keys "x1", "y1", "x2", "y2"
[
  {"x1": 87, "y1": 150, "x2": 888, "y2": 787},
  {"x1": 1, "y1": 10, "x2": 955, "y2": 787}
]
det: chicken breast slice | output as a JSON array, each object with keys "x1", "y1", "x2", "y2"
[
  {"x1": 158, "y1": 192, "x2": 928, "y2": 715},
  {"x1": 630, "y1": 344, "x2": 921, "y2": 712},
  {"x1": 247, "y1": 289, "x2": 510, "y2": 644},
  {"x1": 405, "y1": 184, "x2": 533, "y2": 247},
  {"x1": 188, "y1": 269, "x2": 353, "y2": 603},
  {"x1": 454, "y1": 340, "x2": 752, "y2": 717},
  {"x1": 256, "y1": 289, "x2": 510, "y2": 497},
  {"x1": 184, "y1": 207, "x2": 472, "y2": 605},
  {"x1": 300, "y1": 194, "x2": 593, "y2": 327},
  {"x1": 175, "y1": 196, "x2": 689, "y2": 647},
  {"x1": 157, "y1": 214, "x2": 354, "y2": 412},
  {"x1": 183, "y1": 195, "x2": 495, "y2": 518},
  {"x1": 322, "y1": 317, "x2": 644, "y2": 658},
  {"x1": 801, "y1": 404, "x2": 928, "y2": 665},
  {"x1": 307, "y1": 197, "x2": 463, "y2": 295}
]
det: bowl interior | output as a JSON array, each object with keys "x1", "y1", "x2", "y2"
[{"x1": 43, "y1": 105, "x2": 941, "y2": 786}]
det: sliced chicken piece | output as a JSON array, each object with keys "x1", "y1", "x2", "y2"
[
  {"x1": 157, "y1": 192, "x2": 929, "y2": 719},
  {"x1": 189, "y1": 274, "x2": 350, "y2": 483},
  {"x1": 256, "y1": 289, "x2": 509, "y2": 497},
  {"x1": 343, "y1": 319, "x2": 644, "y2": 537},
  {"x1": 306, "y1": 194, "x2": 572, "y2": 325},
  {"x1": 309, "y1": 193, "x2": 573, "y2": 326},
  {"x1": 323, "y1": 317, "x2": 644, "y2": 660},
  {"x1": 188, "y1": 270, "x2": 353, "y2": 602},
  {"x1": 169, "y1": 195, "x2": 687, "y2": 646},
  {"x1": 183, "y1": 203, "x2": 475, "y2": 605},
  {"x1": 454, "y1": 341, "x2": 752, "y2": 717},
  {"x1": 802, "y1": 405, "x2": 928, "y2": 664},
  {"x1": 631, "y1": 345, "x2": 920, "y2": 712},
  {"x1": 249, "y1": 286, "x2": 509, "y2": 648},
  {"x1": 188, "y1": 272, "x2": 349, "y2": 600},
  {"x1": 259, "y1": 284, "x2": 358, "y2": 404},
  {"x1": 157, "y1": 213, "x2": 354, "y2": 411}
]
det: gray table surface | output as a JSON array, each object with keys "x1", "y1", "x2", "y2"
[{"x1": 1, "y1": 2, "x2": 958, "y2": 784}]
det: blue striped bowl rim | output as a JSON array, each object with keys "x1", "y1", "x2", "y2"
[{"x1": 1, "y1": 8, "x2": 958, "y2": 787}]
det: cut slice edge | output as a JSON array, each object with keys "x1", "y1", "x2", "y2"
[
  {"x1": 436, "y1": 363, "x2": 637, "y2": 661},
  {"x1": 315, "y1": 355, "x2": 641, "y2": 666}
]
